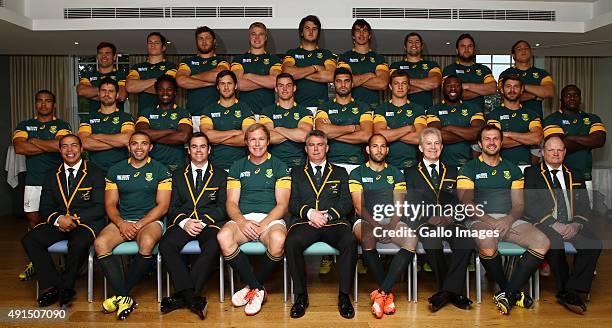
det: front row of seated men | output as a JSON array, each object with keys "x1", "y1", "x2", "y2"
[{"x1": 21, "y1": 122, "x2": 601, "y2": 320}]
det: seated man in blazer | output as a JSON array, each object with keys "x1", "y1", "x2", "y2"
[
  {"x1": 158, "y1": 132, "x2": 227, "y2": 319},
  {"x1": 405, "y1": 127, "x2": 474, "y2": 312},
  {"x1": 22, "y1": 134, "x2": 106, "y2": 307},
  {"x1": 524, "y1": 136, "x2": 602, "y2": 314},
  {"x1": 285, "y1": 129, "x2": 357, "y2": 319}
]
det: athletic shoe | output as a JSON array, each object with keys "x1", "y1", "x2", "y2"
[
  {"x1": 19, "y1": 262, "x2": 35, "y2": 281},
  {"x1": 244, "y1": 289, "x2": 266, "y2": 316},
  {"x1": 319, "y1": 256, "x2": 332, "y2": 275},
  {"x1": 370, "y1": 289, "x2": 386, "y2": 319},
  {"x1": 356, "y1": 255, "x2": 367, "y2": 275},
  {"x1": 116, "y1": 296, "x2": 136, "y2": 320},
  {"x1": 232, "y1": 286, "x2": 251, "y2": 307},
  {"x1": 383, "y1": 292, "x2": 396, "y2": 315},
  {"x1": 539, "y1": 261, "x2": 551, "y2": 277},
  {"x1": 493, "y1": 291, "x2": 511, "y2": 315},
  {"x1": 514, "y1": 291, "x2": 533, "y2": 309},
  {"x1": 423, "y1": 262, "x2": 432, "y2": 272},
  {"x1": 102, "y1": 295, "x2": 119, "y2": 313}
]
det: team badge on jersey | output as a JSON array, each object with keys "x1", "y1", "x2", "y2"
[
  {"x1": 211, "y1": 60, "x2": 217, "y2": 66},
  {"x1": 406, "y1": 110, "x2": 413, "y2": 117},
  {"x1": 145, "y1": 172, "x2": 153, "y2": 182},
  {"x1": 583, "y1": 117, "x2": 590, "y2": 125},
  {"x1": 422, "y1": 63, "x2": 429, "y2": 70},
  {"x1": 170, "y1": 113, "x2": 178, "y2": 120},
  {"x1": 475, "y1": 69, "x2": 482, "y2": 76},
  {"x1": 294, "y1": 112, "x2": 300, "y2": 120},
  {"x1": 386, "y1": 176, "x2": 394, "y2": 184},
  {"x1": 533, "y1": 72, "x2": 539, "y2": 79},
  {"x1": 160, "y1": 66, "x2": 166, "y2": 71},
  {"x1": 266, "y1": 169, "x2": 273, "y2": 178},
  {"x1": 370, "y1": 57, "x2": 375, "y2": 63},
  {"x1": 234, "y1": 110, "x2": 242, "y2": 118},
  {"x1": 316, "y1": 52, "x2": 323, "y2": 59},
  {"x1": 263, "y1": 58, "x2": 270, "y2": 65},
  {"x1": 503, "y1": 170, "x2": 511, "y2": 180},
  {"x1": 112, "y1": 117, "x2": 120, "y2": 124},
  {"x1": 522, "y1": 113, "x2": 529, "y2": 121},
  {"x1": 351, "y1": 107, "x2": 359, "y2": 115},
  {"x1": 49, "y1": 126, "x2": 57, "y2": 134},
  {"x1": 461, "y1": 109, "x2": 469, "y2": 116}
]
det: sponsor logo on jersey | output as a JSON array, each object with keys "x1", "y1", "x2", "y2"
[
  {"x1": 117, "y1": 175, "x2": 130, "y2": 181},
  {"x1": 385, "y1": 111, "x2": 395, "y2": 117},
  {"x1": 329, "y1": 109, "x2": 338, "y2": 114},
  {"x1": 349, "y1": 58, "x2": 358, "y2": 63},
  {"x1": 242, "y1": 58, "x2": 252, "y2": 63},
  {"x1": 500, "y1": 115, "x2": 510, "y2": 120},
  {"x1": 240, "y1": 171, "x2": 251, "y2": 178},
  {"x1": 273, "y1": 114, "x2": 283, "y2": 119},
  {"x1": 439, "y1": 110, "x2": 448, "y2": 115},
  {"x1": 90, "y1": 119, "x2": 101, "y2": 124},
  {"x1": 476, "y1": 173, "x2": 488, "y2": 179},
  {"x1": 295, "y1": 54, "x2": 304, "y2": 59},
  {"x1": 211, "y1": 112, "x2": 221, "y2": 118},
  {"x1": 150, "y1": 114, "x2": 159, "y2": 119},
  {"x1": 26, "y1": 126, "x2": 38, "y2": 131}
]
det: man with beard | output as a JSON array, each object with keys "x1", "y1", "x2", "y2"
[
  {"x1": 390, "y1": 32, "x2": 442, "y2": 109},
  {"x1": 232, "y1": 22, "x2": 283, "y2": 114},
  {"x1": 499, "y1": 40, "x2": 555, "y2": 119},
  {"x1": 177, "y1": 26, "x2": 230, "y2": 129},
  {"x1": 337, "y1": 19, "x2": 389, "y2": 109},
  {"x1": 199, "y1": 70, "x2": 256, "y2": 171},
  {"x1": 77, "y1": 42, "x2": 128, "y2": 112},
  {"x1": 95, "y1": 132, "x2": 172, "y2": 320},
  {"x1": 426, "y1": 75, "x2": 484, "y2": 168},
  {"x1": 78, "y1": 78, "x2": 135, "y2": 172},
  {"x1": 457, "y1": 125, "x2": 550, "y2": 315},
  {"x1": 443, "y1": 34, "x2": 496, "y2": 113},
  {"x1": 373, "y1": 70, "x2": 427, "y2": 169},
  {"x1": 126, "y1": 32, "x2": 177, "y2": 115},
  {"x1": 486, "y1": 75, "x2": 543, "y2": 168},
  {"x1": 136, "y1": 75, "x2": 193, "y2": 172},
  {"x1": 350, "y1": 134, "x2": 415, "y2": 319},
  {"x1": 283, "y1": 15, "x2": 336, "y2": 110}
]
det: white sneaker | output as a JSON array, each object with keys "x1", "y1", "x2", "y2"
[
  {"x1": 232, "y1": 286, "x2": 251, "y2": 307},
  {"x1": 244, "y1": 289, "x2": 266, "y2": 316}
]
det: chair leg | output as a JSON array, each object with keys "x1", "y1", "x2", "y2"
[
  {"x1": 290, "y1": 276, "x2": 294, "y2": 303},
  {"x1": 407, "y1": 261, "x2": 412, "y2": 301},
  {"x1": 354, "y1": 263, "x2": 358, "y2": 304},
  {"x1": 219, "y1": 255, "x2": 224, "y2": 303},
  {"x1": 529, "y1": 276, "x2": 533, "y2": 298},
  {"x1": 229, "y1": 266, "x2": 234, "y2": 297},
  {"x1": 412, "y1": 255, "x2": 418, "y2": 302},
  {"x1": 36, "y1": 280, "x2": 39, "y2": 299},
  {"x1": 534, "y1": 269, "x2": 540, "y2": 301},
  {"x1": 88, "y1": 250, "x2": 94, "y2": 303},
  {"x1": 283, "y1": 257, "x2": 288, "y2": 304},
  {"x1": 104, "y1": 277, "x2": 107, "y2": 300},
  {"x1": 465, "y1": 266, "x2": 470, "y2": 298},
  {"x1": 157, "y1": 254, "x2": 162, "y2": 303},
  {"x1": 476, "y1": 255, "x2": 482, "y2": 304}
]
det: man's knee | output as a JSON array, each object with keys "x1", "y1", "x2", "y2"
[
  {"x1": 216, "y1": 226, "x2": 235, "y2": 250},
  {"x1": 338, "y1": 232, "x2": 357, "y2": 250},
  {"x1": 532, "y1": 230, "x2": 551, "y2": 252},
  {"x1": 267, "y1": 229, "x2": 286, "y2": 256},
  {"x1": 137, "y1": 235, "x2": 160, "y2": 255},
  {"x1": 94, "y1": 237, "x2": 112, "y2": 255}
]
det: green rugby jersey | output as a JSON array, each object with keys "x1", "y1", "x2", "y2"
[
  {"x1": 337, "y1": 50, "x2": 388, "y2": 107},
  {"x1": 426, "y1": 101, "x2": 484, "y2": 167},
  {"x1": 178, "y1": 55, "x2": 230, "y2": 115},
  {"x1": 227, "y1": 153, "x2": 291, "y2": 214},
  {"x1": 315, "y1": 98, "x2": 372, "y2": 165},
  {"x1": 457, "y1": 156, "x2": 524, "y2": 214},
  {"x1": 231, "y1": 53, "x2": 282, "y2": 114},
  {"x1": 543, "y1": 110, "x2": 606, "y2": 180},
  {"x1": 13, "y1": 117, "x2": 72, "y2": 186},
  {"x1": 77, "y1": 109, "x2": 134, "y2": 171},
  {"x1": 259, "y1": 103, "x2": 313, "y2": 167},
  {"x1": 136, "y1": 104, "x2": 192, "y2": 172},
  {"x1": 283, "y1": 47, "x2": 336, "y2": 107},
  {"x1": 390, "y1": 59, "x2": 441, "y2": 109},
  {"x1": 79, "y1": 68, "x2": 127, "y2": 112},
  {"x1": 486, "y1": 105, "x2": 541, "y2": 166},
  {"x1": 373, "y1": 100, "x2": 427, "y2": 168},
  {"x1": 442, "y1": 62, "x2": 495, "y2": 113},
  {"x1": 349, "y1": 162, "x2": 406, "y2": 214},
  {"x1": 499, "y1": 66, "x2": 553, "y2": 118},
  {"x1": 200, "y1": 100, "x2": 256, "y2": 170},
  {"x1": 127, "y1": 60, "x2": 178, "y2": 114},
  {"x1": 105, "y1": 157, "x2": 172, "y2": 221}
]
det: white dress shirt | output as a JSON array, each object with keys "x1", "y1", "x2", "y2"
[
  {"x1": 179, "y1": 161, "x2": 209, "y2": 229},
  {"x1": 307, "y1": 160, "x2": 327, "y2": 220},
  {"x1": 422, "y1": 159, "x2": 440, "y2": 177}
]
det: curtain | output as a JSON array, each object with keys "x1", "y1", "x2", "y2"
[
  {"x1": 10, "y1": 56, "x2": 72, "y2": 130},
  {"x1": 544, "y1": 56, "x2": 596, "y2": 115}
]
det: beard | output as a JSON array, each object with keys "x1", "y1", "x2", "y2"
[{"x1": 336, "y1": 88, "x2": 351, "y2": 97}]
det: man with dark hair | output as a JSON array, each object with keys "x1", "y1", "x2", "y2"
[
  {"x1": 499, "y1": 40, "x2": 554, "y2": 118},
  {"x1": 232, "y1": 22, "x2": 283, "y2": 114},
  {"x1": 127, "y1": 32, "x2": 178, "y2": 114},
  {"x1": 177, "y1": 26, "x2": 230, "y2": 126},
  {"x1": 22, "y1": 134, "x2": 106, "y2": 308},
  {"x1": 13, "y1": 90, "x2": 72, "y2": 280},
  {"x1": 487, "y1": 75, "x2": 543, "y2": 167},
  {"x1": 286, "y1": 129, "x2": 357, "y2": 319},
  {"x1": 457, "y1": 125, "x2": 550, "y2": 315},
  {"x1": 136, "y1": 75, "x2": 192, "y2": 172},
  {"x1": 199, "y1": 70, "x2": 256, "y2": 171},
  {"x1": 443, "y1": 34, "x2": 496, "y2": 113},
  {"x1": 427, "y1": 75, "x2": 484, "y2": 167},
  {"x1": 373, "y1": 70, "x2": 426, "y2": 169},
  {"x1": 337, "y1": 19, "x2": 389, "y2": 108},
  {"x1": 158, "y1": 132, "x2": 227, "y2": 319},
  {"x1": 283, "y1": 15, "x2": 337, "y2": 110},
  {"x1": 259, "y1": 73, "x2": 313, "y2": 168},
  {"x1": 390, "y1": 32, "x2": 442, "y2": 109},
  {"x1": 77, "y1": 42, "x2": 128, "y2": 112},
  {"x1": 78, "y1": 78, "x2": 135, "y2": 172}
]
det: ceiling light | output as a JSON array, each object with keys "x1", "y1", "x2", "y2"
[
  {"x1": 535, "y1": 43, "x2": 541, "y2": 47},
  {"x1": 167, "y1": 41, "x2": 172, "y2": 44},
  {"x1": 74, "y1": 41, "x2": 79, "y2": 45},
  {"x1": 445, "y1": 42, "x2": 451, "y2": 45}
]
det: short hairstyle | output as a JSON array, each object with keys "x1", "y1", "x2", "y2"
[
  {"x1": 478, "y1": 124, "x2": 503, "y2": 142},
  {"x1": 351, "y1": 19, "x2": 371, "y2": 33},
  {"x1": 35, "y1": 89, "x2": 56, "y2": 103},
  {"x1": 455, "y1": 33, "x2": 476, "y2": 50},
  {"x1": 368, "y1": 133, "x2": 388, "y2": 146},
  {"x1": 561, "y1": 84, "x2": 581, "y2": 97},
  {"x1": 244, "y1": 123, "x2": 269, "y2": 143},
  {"x1": 298, "y1": 15, "x2": 322, "y2": 40},
  {"x1": 216, "y1": 69, "x2": 237, "y2": 85},
  {"x1": 500, "y1": 74, "x2": 524, "y2": 87},
  {"x1": 443, "y1": 74, "x2": 462, "y2": 86},
  {"x1": 389, "y1": 69, "x2": 410, "y2": 84},
  {"x1": 249, "y1": 22, "x2": 267, "y2": 32},
  {"x1": 98, "y1": 77, "x2": 119, "y2": 92},
  {"x1": 404, "y1": 32, "x2": 423, "y2": 47},
  {"x1": 58, "y1": 134, "x2": 82, "y2": 148},
  {"x1": 154, "y1": 74, "x2": 178, "y2": 90},
  {"x1": 189, "y1": 132, "x2": 210, "y2": 146},
  {"x1": 130, "y1": 131, "x2": 151, "y2": 142},
  {"x1": 542, "y1": 135, "x2": 565, "y2": 150},
  {"x1": 147, "y1": 32, "x2": 167, "y2": 46},
  {"x1": 96, "y1": 41, "x2": 117, "y2": 55},
  {"x1": 305, "y1": 129, "x2": 328, "y2": 144},
  {"x1": 419, "y1": 127, "x2": 442, "y2": 145},
  {"x1": 511, "y1": 40, "x2": 530, "y2": 54},
  {"x1": 195, "y1": 26, "x2": 216, "y2": 40},
  {"x1": 333, "y1": 67, "x2": 353, "y2": 80},
  {"x1": 276, "y1": 72, "x2": 295, "y2": 83}
]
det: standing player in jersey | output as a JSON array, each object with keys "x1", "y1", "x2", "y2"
[
  {"x1": 373, "y1": 70, "x2": 427, "y2": 169},
  {"x1": 427, "y1": 75, "x2": 484, "y2": 168},
  {"x1": 199, "y1": 70, "x2": 256, "y2": 171},
  {"x1": 499, "y1": 40, "x2": 554, "y2": 118},
  {"x1": 176, "y1": 26, "x2": 230, "y2": 129},
  {"x1": 13, "y1": 90, "x2": 71, "y2": 280},
  {"x1": 76, "y1": 42, "x2": 128, "y2": 112},
  {"x1": 259, "y1": 73, "x2": 313, "y2": 168},
  {"x1": 232, "y1": 22, "x2": 283, "y2": 115},
  {"x1": 337, "y1": 19, "x2": 388, "y2": 109},
  {"x1": 283, "y1": 15, "x2": 336, "y2": 111},
  {"x1": 390, "y1": 33, "x2": 442, "y2": 109},
  {"x1": 136, "y1": 75, "x2": 192, "y2": 172},
  {"x1": 126, "y1": 32, "x2": 177, "y2": 115},
  {"x1": 78, "y1": 78, "x2": 134, "y2": 172},
  {"x1": 443, "y1": 34, "x2": 496, "y2": 113}
]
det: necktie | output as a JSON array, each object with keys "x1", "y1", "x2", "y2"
[
  {"x1": 551, "y1": 169, "x2": 569, "y2": 223},
  {"x1": 67, "y1": 168, "x2": 76, "y2": 195},
  {"x1": 429, "y1": 163, "x2": 439, "y2": 189},
  {"x1": 195, "y1": 169, "x2": 203, "y2": 193},
  {"x1": 314, "y1": 165, "x2": 323, "y2": 187}
]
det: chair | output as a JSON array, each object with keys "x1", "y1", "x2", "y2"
[
  {"x1": 162, "y1": 240, "x2": 225, "y2": 302},
  {"x1": 287, "y1": 242, "x2": 340, "y2": 303},
  {"x1": 36, "y1": 240, "x2": 95, "y2": 303},
  {"x1": 355, "y1": 243, "x2": 412, "y2": 303}
]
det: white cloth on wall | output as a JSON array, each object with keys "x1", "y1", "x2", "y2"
[{"x1": 5, "y1": 145, "x2": 26, "y2": 188}]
